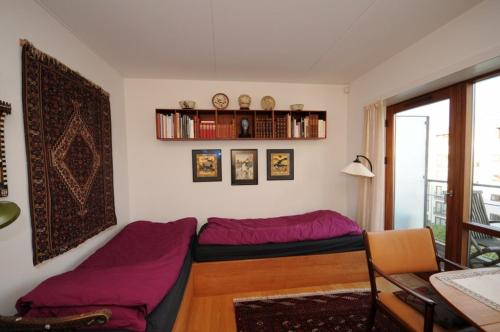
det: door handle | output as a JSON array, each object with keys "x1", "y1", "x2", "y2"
[{"x1": 445, "y1": 190, "x2": 454, "y2": 197}]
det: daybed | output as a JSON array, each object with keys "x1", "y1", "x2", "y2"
[
  {"x1": 10, "y1": 218, "x2": 197, "y2": 332},
  {"x1": 194, "y1": 210, "x2": 364, "y2": 262}
]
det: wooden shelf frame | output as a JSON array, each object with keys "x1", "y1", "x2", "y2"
[{"x1": 155, "y1": 108, "x2": 327, "y2": 141}]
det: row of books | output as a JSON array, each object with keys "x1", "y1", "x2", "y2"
[
  {"x1": 288, "y1": 114, "x2": 326, "y2": 138},
  {"x1": 255, "y1": 115, "x2": 273, "y2": 138},
  {"x1": 275, "y1": 116, "x2": 288, "y2": 138},
  {"x1": 216, "y1": 120, "x2": 236, "y2": 139},
  {"x1": 156, "y1": 113, "x2": 222, "y2": 139},
  {"x1": 199, "y1": 120, "x2": 216, "y2": 139},
  {"x1": 156, "y1": 113, "x2": 326, "y2": 139},
  {"x1": 254, "y1": 114, "x2": 327, "y2": 138},
  {"x1": 156, "y1": 113, "x2": 196, "y2": 139}
]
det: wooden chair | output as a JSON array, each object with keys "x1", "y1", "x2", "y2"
[
  {"x1": 469, "y1": 191, "x2": 500, "y2": 266},
  {"x1": 363, "y1": 228, "x2": 466, "y2": 332},
  {"x1": 0, "y1": 309, "x2": 111, "y2": 331}
]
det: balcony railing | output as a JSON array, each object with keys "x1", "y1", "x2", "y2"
[
  {"x1": 425, "y1": 179, "x2": 500, "y2": 266},
  {"x1": 426, "y1": 179, "x2": 500, "y2": 228}
]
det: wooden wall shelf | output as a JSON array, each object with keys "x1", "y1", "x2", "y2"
[{"x1": 155, "y1": 108, "x2": 327, "y2": 141}]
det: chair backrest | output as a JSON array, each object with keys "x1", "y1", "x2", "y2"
[
  {"x1": 470, "y1": 191, "x2": 491, "y2": 240},
  {"x1": 365, "y1": 228, "x2": 439, "y2": 275}
]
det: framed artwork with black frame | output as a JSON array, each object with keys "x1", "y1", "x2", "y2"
[
  {"x1": 192, "y1": 149, "x2": 222, "y2": 182},
  {"x1": 267, "y1": 149, "x2": 294, "y2": 180},
  {"x1": 231, "y1": 149, "x2": 258, "y2": 185}
]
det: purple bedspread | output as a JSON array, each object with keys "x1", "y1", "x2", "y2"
[
  {"x1": 17, "y1": 218, "x2": 197, "y2": 332},
  {"x1": 198, "y1": 210, "x2": 361, "y2": 245}
]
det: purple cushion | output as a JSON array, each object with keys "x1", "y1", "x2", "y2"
[{"x1": 198, "y1": 210, "x2": 362, "y2": 245}]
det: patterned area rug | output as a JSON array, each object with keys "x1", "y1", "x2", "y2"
[
  {"x1": 22, "y1": 41, "x2": 116, "y2": 265},
  {"x1": 234, "y1": 289, "x2": 406, "y2": 332}
]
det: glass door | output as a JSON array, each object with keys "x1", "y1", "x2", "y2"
[
  {"x1": 387, "y1": 96, "x2": 452, "y2": 254},
  {"x1": 394, "y1": 115, "x2": 429, "y2": 229}
]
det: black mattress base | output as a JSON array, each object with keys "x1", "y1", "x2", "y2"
[
  {"x1": 146, "y1": 249, "x2": 192, "y2": 332},
  {"x1": 194, "y1": 235, "x2": 364, "y2": 262}
]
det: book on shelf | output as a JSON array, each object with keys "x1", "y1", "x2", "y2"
[
  {"x1": 284, "y1": 114, "x2": 324, "y2": 139},
  {"x1": 216, "y1": 119, "x2": 235, "y2": 138},
  {"x1": 255, "y1": 115, "x2": 273, "y2": 138},
  {"x1": 200, "y1": 120, "x2": 216, "y2": 139},
  {"x1": 275, "y1": 115, "x2": 287, "y2": 138},
  {"x1": 157, "y1": 113, "x2": 174, "y2": 139},
  {"x1": 156, "y1": 113, "x2": 161, "y2": 138},
  {"x1": 156, "y1": 112, "x2": 200, "y2": 139},
  {"x1": 309, "y1": 114, "x2": 319, "y2": 138},
  {"x1": 318, "y1": 119, "x2": 326, "y2": 138}
]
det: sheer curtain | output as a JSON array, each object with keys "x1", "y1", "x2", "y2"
[{"x1": 357, "y1": 101, "x2": 385, "y2": 231}]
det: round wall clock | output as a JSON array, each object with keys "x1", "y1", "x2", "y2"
[{"x1": 212, "y1": 93, "x2": 229, "y2": 110}]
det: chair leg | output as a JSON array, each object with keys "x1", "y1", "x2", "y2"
[{"x1": 367, "y1": 302, "x2": 377, "y2": 331}]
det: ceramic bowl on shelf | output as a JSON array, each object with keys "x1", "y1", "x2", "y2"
[
  {"x1": 179, "y1": 100, "x2": 196, "y2": 109},
  {"x1": 290, "y1": 104, "x2": 304, "y2": 111}
]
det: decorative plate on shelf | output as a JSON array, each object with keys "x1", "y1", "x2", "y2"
[
  {"x1": 212, "y1": 93, "x2": 229, "y2": 110},
  {"x1": 261, "y1": 96, "x2": 276, "y2": 110}
]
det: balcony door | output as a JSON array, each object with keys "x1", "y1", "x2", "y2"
[{"x1": 386, "y1": 87, "x2": 466, "y2": 261}]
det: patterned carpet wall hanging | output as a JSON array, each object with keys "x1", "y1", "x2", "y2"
[{"x1": 21, "y1": 40, "x2": 117, "y2": 265}]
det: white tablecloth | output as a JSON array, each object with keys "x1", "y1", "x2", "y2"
[{"x1": 437, "y1": 268, "x2": 500, "y2": 311}]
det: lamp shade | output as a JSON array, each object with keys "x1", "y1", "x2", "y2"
[
  {"x1": 0, "y1": 201, "x2": 21, "y2": 229},
  {"x1": 342, "y1": 155, "x2": 375, "y2": 178},
  {"x1": 341, "y1": 162, "x2": 374, "y2": 177}
]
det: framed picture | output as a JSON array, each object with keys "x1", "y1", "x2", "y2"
[
  {"x1": 267, "y1": 149, "x2": 294, "y2": 180},
  {"x1": 231, "y1": 149, "x2": 258, "y2": 185},
  {"x1": 192, "y1": 149, "x2": 222, "y2": 182}
]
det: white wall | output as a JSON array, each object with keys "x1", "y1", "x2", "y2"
[
  {"x1": 346, "y1": 0, "x2": 500, "y2": 218},
  {"x1": 125, "y1": 79, "x2": 350, "y2": 224},
  {"x1": 0, "y1": 1, "x2": 129, "y2": 314}
]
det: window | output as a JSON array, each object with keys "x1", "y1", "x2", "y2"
[
  {"x1": 386, "y1": 71, "x2": 500, "y2": 265},
  {"x1": 467, "y1": 73, "x2": 500, "y2": 267},
  {"x1": 435, "y1": 185, "x2": 443, "y2": 197},
  {"x1": 435, "y1": 217, "x2": 446, "y2": 225},
  {"x1": 434, "y1": 201, "x2": 446, "y2": 215}
]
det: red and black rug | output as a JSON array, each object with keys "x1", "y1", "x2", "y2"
[
  {"x1": 22, "y1": 41, "x2": 116, "y2": 265},
  {"x1": 234, "y1": 289, "x2": 406, "y2": 332}
]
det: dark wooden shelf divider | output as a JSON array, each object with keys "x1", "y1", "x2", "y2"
[{"x1": 155, "y1": 108, "x2": 327, "y2": 141}]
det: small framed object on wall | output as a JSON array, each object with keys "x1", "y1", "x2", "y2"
[
  {"x1": 267, "y1": 149, "x2": 294, "y2": 180},
  {"x1": 192, "y1": 149, "x2": 222, "y2": 182},
  {"x1": 231, "y1": 149, "x2": 258, "y2": 185}
]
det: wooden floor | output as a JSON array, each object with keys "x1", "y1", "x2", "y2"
[
  {"x1": 187, "y1": 280, "x2": 377, "y2": 331},
  {"x1": 172, "y1": 251, "x2": 399, "y2": 332}
]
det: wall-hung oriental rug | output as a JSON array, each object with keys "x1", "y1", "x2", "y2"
[{"x1": 22, "y1": 41, "x2": 116, "y2": 265}]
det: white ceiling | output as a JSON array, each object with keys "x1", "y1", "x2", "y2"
[{"x1": 37, "y1": 0, "x2": 481, "y2": 84}]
